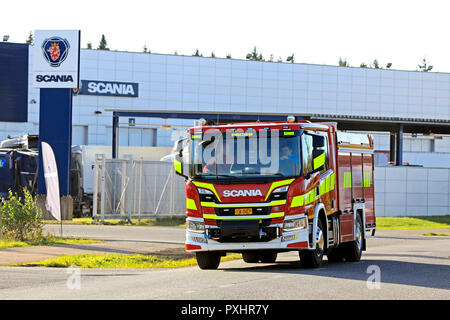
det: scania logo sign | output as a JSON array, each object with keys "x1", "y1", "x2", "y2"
[
  {"x1": 41, "y1": 37, "x2": 70, "y2": 67},
  {"x1": 32, "y1": 30, "x2": 80, "y2": 88},
  {"x1": 223, "y1": 190, "x2": 263, "y2": 197}
]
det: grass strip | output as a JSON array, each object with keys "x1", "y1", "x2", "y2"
[
  {"x1": 376, "y1": 216, "x2": 450, "y2": 230},
  {"x1": 16, "y1": 253, "x2": 242, "y2": 269},
  {"x1": 421, "y1": 232, "x2": 450, "y2": 237},
  {"x1": 0, "y1": 236, "x2": 103, "y2": 249}
]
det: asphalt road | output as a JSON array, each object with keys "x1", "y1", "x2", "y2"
[{"x1": 0, "y1": 226, "x2": 449, "y2": 300}]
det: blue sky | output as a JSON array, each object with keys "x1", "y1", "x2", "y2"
[{"x1": 3, "y1": 0, "x2": 450, "y2": 72}]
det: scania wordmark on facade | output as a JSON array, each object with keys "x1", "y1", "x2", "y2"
[{"x1": 79, "y1": 80, "x2": 139, "y2": 97}]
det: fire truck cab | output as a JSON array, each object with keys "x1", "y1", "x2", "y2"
[{"x1": 174, "y1": 116, "x2": 375, "y2": 269}]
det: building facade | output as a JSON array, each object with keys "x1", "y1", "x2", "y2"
[{"x1": 2, "y1": 47, "x2": 450, "y2": 166}]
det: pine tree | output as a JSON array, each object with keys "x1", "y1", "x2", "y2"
[
  {"x1": 417, "y1": 57, "x2": 433, "y2": 72},
  {"x1": 338, "y1": 57, "x2": 349, "y2": 67},
  {"x1": 143, "y1": 44, "x2": 150, "y2": 53},
  {"x1": 98, "y1": 34, "x2": 109, "y2": 50},
  {"x1": 86, "y1": 42, "x2": 93, "y2": 49},
  {"x1": 25, "y1": 31, "x2": 33, "y2": 45},
  {"x1": 192, "y1": 49, "x2": 202, "y2": 57},
  {"x1": 210, "y1": 51, "x2": 215, "y2": 58},
  {"x1": 226, "y1": 54, "x2": 232, "y2": 59},
  {"x1": 372, "y1": 59, "x2": 380, "y2": 69}
]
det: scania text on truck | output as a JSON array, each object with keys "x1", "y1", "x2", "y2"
[{"x1": 174, "y1": 116, "x2": 376, "y2": 269}]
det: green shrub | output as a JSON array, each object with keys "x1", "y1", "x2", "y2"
[{"x1": 0, "y1": 189, "x2": 43, "y2": 241}]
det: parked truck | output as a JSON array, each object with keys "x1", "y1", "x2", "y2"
[{"x1": 174, "y1": 116, "x2": 376, "y2": 269}]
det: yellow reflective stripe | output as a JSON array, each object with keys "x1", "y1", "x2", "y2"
[
  {"x1": 203, "y1": 212, "x2": 284, "y2": 220},
  {"x1": 363, "y1": 172, "x2": 371, "y2": 187},
  {"x1": 264, "y1": 179, "x2": 295, "y2": 201},
  {"x1": 291, "y1": 194, "x2": 305, "y2": 207},
  {"x1": 192, "y1": 181, "x2": 221, "y2": 201},
  {"x1": 200, "y1": 200, "x2": 286, "y2": 208},
  {"x1": 343, "y1": 172, "x2": 352, "y2": 188},
  {"x1": 319, "y1": 179, "x2": 326, "y2": 196},
  {"x1": 330, "y1": 172, "x2": 335, "y2": 190},
  {"x1": 174, "y1": 159, "x2": 182, "y2": 174},
  {"x1": 283, "y1": 131, "x2": 295, "y2": 136},
  {"x1": 313, "y1": 152, "x2": 325, "y2": 170},
  {"x1": 186, "y1": 198, "x2": 197, "y2": 210}
]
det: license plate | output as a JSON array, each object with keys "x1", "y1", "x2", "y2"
[{"x1": 235, "y1": 208, "x2": 252, "y2": 215}]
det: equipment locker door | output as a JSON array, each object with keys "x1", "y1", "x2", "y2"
[{"x1": 363, "y1": 153, "x2": 375, "y2": 226}]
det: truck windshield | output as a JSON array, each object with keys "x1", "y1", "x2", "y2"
[{"x1": 189, "y1": 130, "x2": 301, "y2": 180}]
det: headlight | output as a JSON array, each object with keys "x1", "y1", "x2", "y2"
[
  {"x1": 187, "y1": 220, "x2": 205, "y2": 233},
  {"x1": 273, "y1": 185, "x2": 289, "y2": 193},
  {"x1": 198, "y1": 188, "x2": 213, "y2": 195},
  {"x1": 283, "y1": 217, "x2": 307, "y2": 231}
]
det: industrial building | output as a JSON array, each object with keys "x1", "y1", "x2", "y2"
[{"x1": 1, "y1": 44, "x2": 450, "y2": 167}]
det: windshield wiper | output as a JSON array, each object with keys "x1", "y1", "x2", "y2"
[
  {"x1": 237, "y1": 172, "x2": 287, "y2": 177},
  {"x1": 201, "y1": 174, "x2": 235, "y2": 179}
]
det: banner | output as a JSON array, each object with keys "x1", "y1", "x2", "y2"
[{"x1": 41, "y1": 142, "x2": 61, "y2": 221}]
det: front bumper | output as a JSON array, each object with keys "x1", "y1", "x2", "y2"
[{"x1": 185, "y1": 216, "x2": 311, "y2": 252}]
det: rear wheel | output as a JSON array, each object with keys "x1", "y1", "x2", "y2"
[
  {"x1": 242, "y1": 252, "x2": 260, "y2": 263},
  {"x1": 299, "y1": 219, "x2": 325, "y2": 268},
  {"x1": 259, "y1": 251, "x2": 278, "y2": 263},
  {"x1": 327, "y1": 247, "x2": 344, "y2": 262},
  {"x1": 196, "y1": 252, "x2": 221, "y2": 270},
  {"x1": 343, "y1": 214, "x2": 363, "y2": 262}
]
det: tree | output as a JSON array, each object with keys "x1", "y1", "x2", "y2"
[
  {"x1": 226, "y1": 53, "x2": 232, "y2": 59},
  {"x1": 174, "y1": 51, "x2": 178, "y2": 55},
  {"x1": 338, "y1": 57, "x2": 349, "y2": 67},
  {"x1": 360, "y1": 62, "x2": 368, "y2": 68},
  {"x1": 143, "y1": 44, "x2": 150, "y2": 53},
  {"x1": 86, "y1": 42, "x2": 93, "y2": 49},
  {"x1": 269, "y1": 54, "x2": 274, "y2": 62},
  {"x1": 277, "y1": 56, "x2": 283, "y2": 63},
  {"x1": 287, "y1": 54, "x2": 294, "y2": 63},
  {"x1": 192, "y1": 49, "x2": 203, "y2": 57},
  {"x1": 372, "y1": 59, "x2": 380, "y2": 69},
  {"x1": 210, "y1": 51, "x2": 215, "y2": 58},
  {"x1": 247, "y1": 46, "x2": 264, "y2": 61},
  {"x1": 417, "y1": 57, "x2": 433, "y2": 72},
  {"x1": 25, "y1": 31, "x2": 33, "y2": 45},
  {"x1": 98, "y1": 34, "x2": 109, "y2": 50}
]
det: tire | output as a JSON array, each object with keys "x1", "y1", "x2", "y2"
[
  {"x1": 343, "y1": 214, "x2": 363, "y2": 262},
  {"x1": 196, "y1": 252, "x2": 221, "y2": 270},
  {"x1": 299, "y1": 219, "x2": 325, "y2": 268},
  {"x1": 327, "y1": 247, "x2": 344, "y2": 262},
  {"x1": 259, "y1": 251, "x2": 278, "y2": 263},
  {"x1": 242, "y1": 252, "x2": 260, "y2": 263}
]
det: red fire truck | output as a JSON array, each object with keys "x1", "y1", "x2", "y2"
[{"x1": 174, "y1": 116, "x2": 376, "y2": 269}]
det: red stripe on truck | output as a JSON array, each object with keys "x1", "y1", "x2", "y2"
[{"x1": 286, "y1": 241, "x2": 308, "y2": 248}]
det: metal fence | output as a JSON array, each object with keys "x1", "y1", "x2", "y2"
[{"x1": 92, "y1": 155, "x2": 187, "y2": 222}]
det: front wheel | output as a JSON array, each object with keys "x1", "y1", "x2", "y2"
[
  {"x1": 196, "y1": 252, "x2": 221, "y2": 270},
  {"x1": 299, "y1": 219, "x2": 325, "y2": 268}
]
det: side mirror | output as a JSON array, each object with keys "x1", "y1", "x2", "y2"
[
  {"x1": 312, "y1": 149, "x2": 325, "y2": 173},
  {"x1": 174, "y1": 139, "x2": 187, "y2": 178}
]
